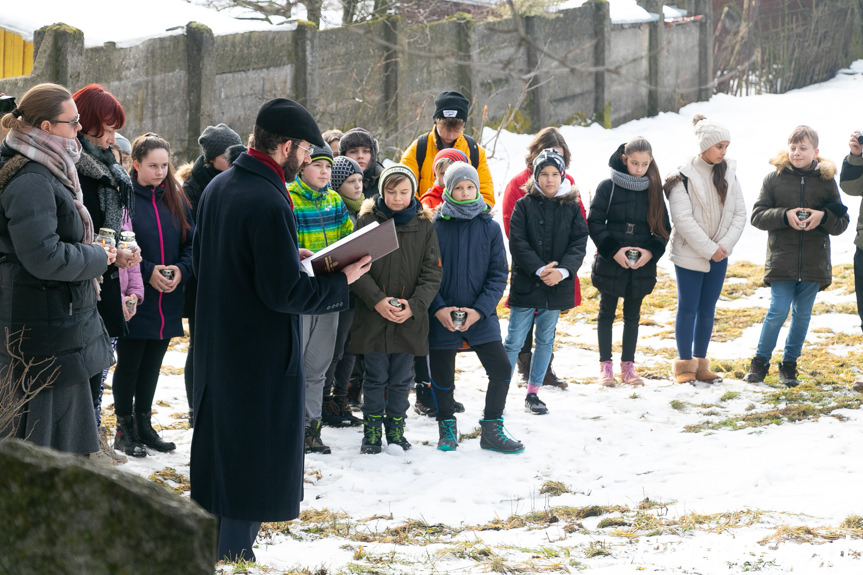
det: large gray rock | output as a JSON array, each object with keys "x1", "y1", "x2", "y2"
[{"x1": 0, "y1": 439, "x2": 216, "y2": 574}]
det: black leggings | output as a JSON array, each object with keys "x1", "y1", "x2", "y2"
[
  {"x1": 429, "y1": 341, "x2": 511, "y2": 421},
  {"x1": 597, "y1": 292, "x2": 644, "y2": 363},
  {"x1": 113, "y1": 338, "x2": 171, "y2": 417}
]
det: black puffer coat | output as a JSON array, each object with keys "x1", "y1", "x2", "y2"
[
  {"x1": 0, "y1": 146, "x2": 112, "y2": 389},
  {"x1": 508, "y1": 181, "x2": 588, "y2": 310},
  {"x1": 588, "y1": 144, "x2": 669, "y2": 299},
  {"x1": 751, "y1": 151, "x2": 849, "y2": 289},
  {"x1": 77, "y1": 144, "x2": 132, "y2": 337}
]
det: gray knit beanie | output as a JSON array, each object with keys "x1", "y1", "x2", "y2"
[
  {"x1": 443, "y1": 161, "x2": 479, "y2": 197},
  {"x1": 199, "y1": 123, "x2": 243, "y2": 162},
  {"x1": 692, "y1": 114, "x2": 731, "y2": 153},
  {"x1": 114, "y1": 132, "x2": 132, "y2": 155},
  {"x1": 331, "y1": 155, "x2": 362, "y2": 190}
]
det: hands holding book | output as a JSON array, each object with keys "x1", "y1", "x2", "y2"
[{"x1": 342, "y1": 255, "x2": 372, "y2": 285}]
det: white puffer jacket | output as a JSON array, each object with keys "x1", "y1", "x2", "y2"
[{"x1": 666, "y1": 156, "x2": 746, "y2": 273}]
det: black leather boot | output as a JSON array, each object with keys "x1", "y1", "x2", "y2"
[
  {"x1": 114, "y1": 414, "x2": 147, "y2": 457},
  {"x1": 134, "y1": 412, "x2": 176, "y2": 452}
]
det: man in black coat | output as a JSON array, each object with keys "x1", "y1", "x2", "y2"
[{"x1": 190, "y1": 98, "x2": 371, "y2": 563}]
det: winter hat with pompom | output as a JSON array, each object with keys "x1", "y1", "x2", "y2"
[{"x1": 692, "y1": 114, "x2": 731, "y2": 153}]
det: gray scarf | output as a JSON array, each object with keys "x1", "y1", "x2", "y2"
[
  {"x1": 76, "y1": 137, "x2": 135, "y2": 235},
  {"x1": 437, "y1": 190, "x2": 488, "y2": 221},
  {"x1": 611, "y1": 168, "x2": 650, "y2": 191}
]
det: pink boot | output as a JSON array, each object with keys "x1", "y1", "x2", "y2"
[
  {"x1": 620, "y1": 361, "x2": 645, "y2": 386},
  {"x1": 599, "y1": 361, "x2": 617, "y2": 387}
]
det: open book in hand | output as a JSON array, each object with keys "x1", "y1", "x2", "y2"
[{"x1": 301, "y1": 218, "x2": 399, "y2": 276}]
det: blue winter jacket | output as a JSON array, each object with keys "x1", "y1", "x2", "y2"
[
  {"x1": 428, "y1": 213, "x2": 508, "y2": 349},
  {"x1": 126, "y1": 178, "x2": 194, "y2": 340}
]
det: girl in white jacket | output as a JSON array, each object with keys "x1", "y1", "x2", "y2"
[{"x1": 663, "y1": 115, "x2": 746, "y2": 383}]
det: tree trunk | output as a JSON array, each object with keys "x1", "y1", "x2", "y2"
[
  {"x1": 342, "y1": 0, "x2": 359, "y2": 25},
  {"x1": 303, "y1": 0, "x2": 323, "y2": 27}
]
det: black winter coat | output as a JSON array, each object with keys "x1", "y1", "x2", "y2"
[
  {"x1": 190, "y1": 151, "x2": 349, "y2": 522},
  {"x1": 751, "y1": 151, "x2": 849, "y2": 289},
  {"x1": 508, "y1": 182, "x2": 588, "y2": 310},
  {"x1": 0, "y1": 148, "x2": 112, "y2": 389},
  {"x1": 78, "y1": 147, "x2": 130, "y2": 337},
  {"x1": 182, "y1": 155, "x2": 217, "y2": 318},
  {"x1": 588, "y1": 144, "x2": 669, "y2": 299}
]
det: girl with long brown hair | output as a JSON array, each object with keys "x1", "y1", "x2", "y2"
[
  {"x1": 663, "y1": 115, "x2": 746, "y2": 384},
  {"x1": 587, "y1": 137, "x2": 670, "y2": 386},
  {"x1": 111, "y1": 133, "x2": 193, "y2": 456}
]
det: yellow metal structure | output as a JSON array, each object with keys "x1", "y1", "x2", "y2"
[{"x1": 0, "y1": 29, "x2": 34, "y2": 79}]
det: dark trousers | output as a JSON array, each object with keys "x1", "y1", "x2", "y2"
[
  {"x1": 429, "y1": 341, "x2": 511, "y2": 421},
  {"x1": 414, "y1": 354, "x2": 431, "y2": 384},
  {"x1": 324, "y1": 309, "x2": 355, "y2": 397},
  {"x1": 855, "y1": 247, "x2": 863, "y2": 333},
  {"x1": 113, "y1": 338, "x2": 171, "y2": 417},
  {"x1": 185, "y1": 312, "x2": 195, "y2": 414},
  {"x1": 597, "y1": 291, "x2": 644, "y2": 363},
  {"x1": 362, "y1": 352, "x2": 413, "y2": 418},
  {"x1": 90, "y1": 337, "x2": 118, "y2": 426},
  {"x1": 218, "y1": 517, "x2": 261, "y2": 563}
]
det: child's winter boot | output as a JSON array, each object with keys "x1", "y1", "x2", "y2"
[
  {"x1": 437, "y1": 418, "x2": 458, "y2": 451},
  {"x1": 361, "y1": 414, "x2": 383, "y2": 454},
  {"x1": 479, "y1": 418, "x2": 524, "y2": 453},
  {"x1": 695, "y1": 357, "x2": 722, "y2": 383},
  {"x1": 384, "y1": 416, "x2": 411, "y2": 450},
  {"x1": 620, "y1": 361, "x2": 645, "y2": 386}
]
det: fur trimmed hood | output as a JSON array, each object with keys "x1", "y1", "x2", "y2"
[
  {"x1": 524, "y1": 177, "x2": 582, "y2": 205},
  {"x1": 770, "y1": 150, "x2": 836, "y2": 180},
  {"x1": 0, "y1": 154, "x2": 28, "y2": 195}
]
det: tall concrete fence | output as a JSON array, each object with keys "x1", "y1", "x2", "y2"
[{"x1": 0, "y1": 0, "x2": 842, "y2": 164}]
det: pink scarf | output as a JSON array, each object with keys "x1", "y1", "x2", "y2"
[{"x1": 6, "y1": 124, "x2": 101, "y2": 296}]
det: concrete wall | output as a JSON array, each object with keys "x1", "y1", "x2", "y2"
[{"x1": 0, "y1": 2, "x2": 715, "y2": 164}]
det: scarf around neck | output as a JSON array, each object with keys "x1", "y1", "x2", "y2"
[
  {"x1": 5, "y1": 124, "x2": 100, "y2": 297},
  {"x1": 7, "y1": 123, "x2": 83, "y2": 200},
  {"x1": 375, "y1": 194, "x2": 418, "y2": 226},
  {"x1": 611, "y1": 168, "x2": 650, "y2": 191},
  {"x1": 438, "y1": 189, "x2": 487, "y2": 220},
  {"x1": 77, "y1": 135, "x2": 135, "y2": 235},
  {"x1": 340, "y1": 193, "x2": 364, "y2": 215}
]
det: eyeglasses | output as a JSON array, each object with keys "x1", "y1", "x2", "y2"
[
  {"x1": 294, "y1": 142, "x2": 313, "y2": 157},
  {"x1": 51, "y1": 114, "x2": 80, "y2": 127}
]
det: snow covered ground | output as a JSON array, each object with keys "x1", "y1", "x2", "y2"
[{"x1": 111, "y1": 63, "x2": 863, "y2": 573}]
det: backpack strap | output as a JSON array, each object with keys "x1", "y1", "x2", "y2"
[
  {"x1": 416, "y1": 131, "x2": 480, "y2": 174},
  {"x1": 463, "y1": 134, "x2": 479, "y2": 168},
  {"x1": 416, "y1": 132, "x2": 429, "y2": 176}
]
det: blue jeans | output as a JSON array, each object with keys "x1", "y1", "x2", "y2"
[
  {"x1": 675, "y1": 260, "x2": 727, "y2": 360},
  {"x1": 504, "y1": 307, "x2": 560, "y2": 387},
  {"x1": 754, "y1": 281, "x2": 819, "y2": 362}
]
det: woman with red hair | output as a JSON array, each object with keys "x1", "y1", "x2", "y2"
[{"x1": 73, "y1": 84, "x2": 143, "y2": 462}]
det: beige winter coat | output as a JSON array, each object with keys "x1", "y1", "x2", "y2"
[{"x1": 665, "y1": 156, "x2": 747, "y2": 273}]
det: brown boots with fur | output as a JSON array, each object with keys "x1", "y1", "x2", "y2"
[{"x1": 672, "y1": 357, "x2": 722, "y2": 384}]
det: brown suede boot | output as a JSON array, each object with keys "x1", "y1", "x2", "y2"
[
  {"x1": 695, "y1": 357, "x2": 722, "y2": 384},
  {"x1": 672, "y1": 358, "x2": 698, "y2": 384}
]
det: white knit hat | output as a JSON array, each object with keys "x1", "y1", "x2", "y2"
[{"x1": 692, "y1": 114, "x2": 731, "y2": 153}]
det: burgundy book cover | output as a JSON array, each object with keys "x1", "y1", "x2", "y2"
[{"x1": 301, "y1": 218, "x2": 399, "y2": 276}]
